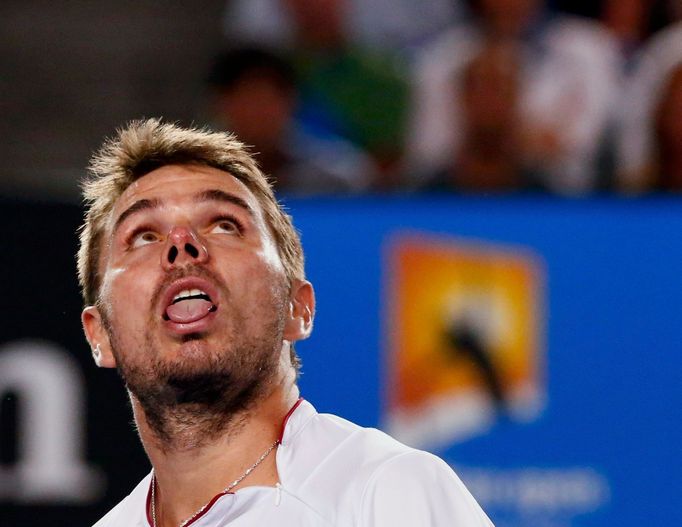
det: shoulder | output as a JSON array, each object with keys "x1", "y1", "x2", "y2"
[
  {"x1": 280, "y1": 404, "x2": 492, "y2": 525},
  {"x1": 359, "y1": 449, "x2": 493, "y2": 526},
  {"x1": 92, "y1": 504, "x2": 125, "y2": 527},
  {"x1": 92, "y1": 473, "x2": 151, "y2": 527},
  {"x1": 284, "y1": 404, "x2": 454, "y2": 483}
]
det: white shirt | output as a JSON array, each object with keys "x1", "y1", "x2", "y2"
[{"x1": 94, "y1": 400, "x2": 494, "y2": 526}]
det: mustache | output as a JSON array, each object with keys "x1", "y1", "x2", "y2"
[{"x1": 150, "y1": 264, "x2": 228, "y2": 310}]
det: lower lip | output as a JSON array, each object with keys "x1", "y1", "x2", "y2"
[{"x1": 162, "y1": 306, "x2": 219, "y2": 336}]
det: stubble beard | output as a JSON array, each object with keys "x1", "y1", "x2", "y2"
[{"x1": 102, "y1": 268, "x2": 288, "y2": 452}]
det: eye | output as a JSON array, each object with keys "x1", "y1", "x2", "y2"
[
  {"x1": 210, "y1": 216, "x2": 243, "y2": 235},
  {"x1": 129, "y1": 229, "x2": 161, "y2": 248}
]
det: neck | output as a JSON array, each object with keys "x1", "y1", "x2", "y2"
[{"x1": 136, "y1": 372, "x2": 299, "y2": 527}]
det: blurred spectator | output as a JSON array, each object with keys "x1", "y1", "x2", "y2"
[
  {"x1": 407, "y1": 0, "x2": 622, "y2": 194},
  {"x1": 207, "y1": 47, "x2": 374, "y2": 195},
  {"x1": 427, "y1": 39, "x2": 532, "y2": 192},
  {"x1": 223, "y1": 0, "x2": 411, "y2": 189},
  {"x1": 557, "y1": 0, "x2": 681, "y2": 65},
  {"x1": 224, "y1": 0, "x2": 466, "y2": 53},
  {"x1": 616, "y1": 22, "x2": 682, "y2": 191}
]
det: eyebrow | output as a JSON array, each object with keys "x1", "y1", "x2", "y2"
[
  {"x1": 194, "y1": 189, "x2": 253, "y2": 216},
  {"x1": 112, "y1": 189, "x2": 254, "y2": 234},
  {"x1": 113, "y1": 198, "x2": 161, "y2": 233}
]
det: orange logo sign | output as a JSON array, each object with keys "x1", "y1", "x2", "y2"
[{"x1": 384, "y1": 233, "x2": 545, "y2": 449}]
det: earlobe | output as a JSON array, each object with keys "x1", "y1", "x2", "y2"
[
  {"x1": 283, "y1": 280, "x2": 315, "y2": 342},
  {"x1": 81, "y1": 305, "x2": 117, "y2": 368}
]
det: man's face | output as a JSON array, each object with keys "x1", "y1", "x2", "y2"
[{"x1": 83, "y1": 164, "x2": 305, "y2": 438}]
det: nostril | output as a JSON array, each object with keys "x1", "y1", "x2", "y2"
[
  {"x1": 168, "y1": 246, "x2": 179, "y2": 263},
  {"x1": 185, "y1": 243, "x2": 199, "y2": 258}
]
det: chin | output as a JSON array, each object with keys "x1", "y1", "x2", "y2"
[
  {"x1": 167, "y1": 333, "x2": 216, "y2": 361},
  {"x1": 181, "y1": 332, "x2": 206, "y2": 343}
]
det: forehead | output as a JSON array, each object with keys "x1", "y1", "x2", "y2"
[{"x1": 112, "y1": 164, "x2": 262, "y2": 220}]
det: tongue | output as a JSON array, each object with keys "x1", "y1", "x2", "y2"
[{"x1": 165, "y1": 298, "x2": 214, "y2": 324}]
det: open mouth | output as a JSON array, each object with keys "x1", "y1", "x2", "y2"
[{"x1": 163, "y1": 287, "x2": 218, "y2": 324}]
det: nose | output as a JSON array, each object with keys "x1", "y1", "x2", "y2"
[{"x1": 162, "y1": 226, "x2": 208, "y2": 269}]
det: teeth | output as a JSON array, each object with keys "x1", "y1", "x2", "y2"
[{"x1": 172, "y1": 288, "x2": 208, "y2": 302}]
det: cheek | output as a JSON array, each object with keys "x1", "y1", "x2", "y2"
[
  {"x1": 219, "y1": 237, "x2": 287, "y2": 296},
  {"x1": 235, "y1": 258, "x2": 288, "y2": 311},
  {"x1": 100, "y1": 265, "x2": 158, "y2": 327},
  {"x1": 258, "y1": 240, "x2": 286, "y2": 275}
]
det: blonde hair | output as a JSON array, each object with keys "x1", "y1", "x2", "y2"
[{"x1": 77, "y1": 118, "x2": 304, "y2": 307}]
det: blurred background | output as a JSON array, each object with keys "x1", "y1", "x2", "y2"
[{"x1": 1, "y1": 1, "x2": 681, "y2": 526}]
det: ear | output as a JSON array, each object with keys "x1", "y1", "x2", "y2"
[
  {"x1": 81, "y1": 305, "x2": 117, "y2": 368},
  {"x1": 283, "y1": 280, "x2": 315, "y2": 342}
]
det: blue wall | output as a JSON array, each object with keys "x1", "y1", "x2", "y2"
[{"x1": 289, "y1": 195, "x2": 682, "y2": 527}]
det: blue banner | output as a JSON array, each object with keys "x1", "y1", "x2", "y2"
[{"x1": 289, "y1": 195, "x2": 682, "y2": 527}]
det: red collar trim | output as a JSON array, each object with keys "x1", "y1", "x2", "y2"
[
  {"x1": 145, "y1": 479, "x2": 153, "y2": 526},
  {"x1": 146, "y1": 397, "x2": 305, "y2": 526},
  {"x1": 279, "y1": 397, "x2": 304, "y2": 444}
]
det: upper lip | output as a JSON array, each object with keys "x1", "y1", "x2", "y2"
[{"x1": 159, "y1": 276, "x2": 220, "y2": 318}]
